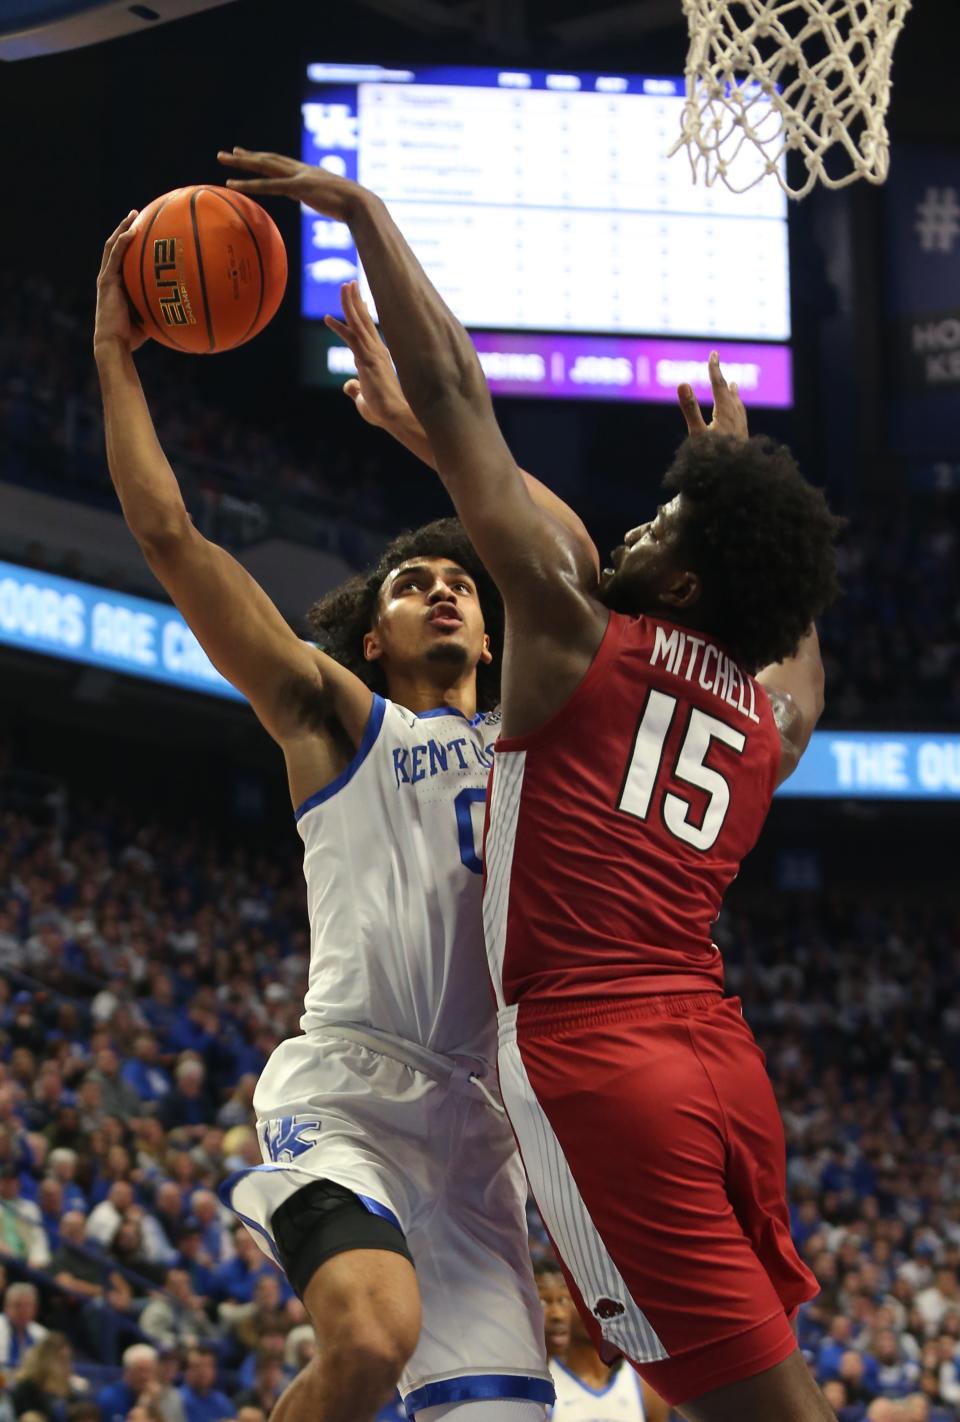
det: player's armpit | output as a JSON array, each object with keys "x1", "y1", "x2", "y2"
[
  {"x1": 762, "y1": 687, "x2": 806, "y2": 785},
  {"x1": 140, "y1": 526, "x2": 372, "y2": 751},
  {"x1": 756, "y1": 626, "x2": 825, "y2": 786}
]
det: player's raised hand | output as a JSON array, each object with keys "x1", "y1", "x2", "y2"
[
  {"x1": 218, "y1": 148, "x2": 362, "y2": 221},
  {"x1": 677, "y1": 351, "x2": 748, "y2": 439},
  {"x1": 94, "y1": 212, "x2": 148, "y2": 355},
  {"x1": 325, "y1": 281, "x2": 418, "y2": 432}
]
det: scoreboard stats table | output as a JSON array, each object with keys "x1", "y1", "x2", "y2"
[{"x1": 301, "y1": 64, "x2": 792, "y2": 405}]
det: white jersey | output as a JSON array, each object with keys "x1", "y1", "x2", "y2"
[
  {"x1": 549, "y1": 1359, "x2": 646, "y2": 1422},
  {"x1": 296, "y1": 693, "x2": 500, "y2": 1062}
]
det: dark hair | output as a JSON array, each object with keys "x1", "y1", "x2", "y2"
[
  {"x1": 186, "y1": 1345, "x2": 218, "y2": 1362},
  {"x1": 664, "y1": 434, "x2": 844, "y2": 672},
  {"x1": 532, "y1": 1255, "x2": 565, "y2": 1279},
  {"x1": 306, "y1": 518, "x2": 503, "y2": 711}
]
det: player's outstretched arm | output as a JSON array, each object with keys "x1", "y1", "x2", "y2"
[
  {"x1": 92, "y1": 215, "x2": 372, "y2": 759},
  {"x1": 327, "y1": 281, "x2": 600, "y2": 579},
  {"x1": 756, "y1": 626, "x2": 825, "y2": 785},
  {"x1": 219, "y1": 150, "x2": 599, "y2": 631}
]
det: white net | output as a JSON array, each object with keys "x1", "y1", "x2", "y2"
[{"x1": 670, "y1": 0, "x2": 914, "y2": 199}]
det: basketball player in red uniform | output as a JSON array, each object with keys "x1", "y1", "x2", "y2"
[{"x1": 222, "y1": 149, "x2": 842, "y2": 1422}]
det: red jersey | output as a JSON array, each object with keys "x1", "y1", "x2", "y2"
[{"x1": 483, "y1": 611, "x2": 781, "y2": 1006}]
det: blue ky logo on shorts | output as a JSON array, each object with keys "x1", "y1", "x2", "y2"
[{"x1": 262, "y1": 1116, "x2": 323, "y2": 1163}]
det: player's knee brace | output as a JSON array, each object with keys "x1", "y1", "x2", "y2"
[{"x1": 414, "y1": 1402, "x2": 548, "y2": 1421}]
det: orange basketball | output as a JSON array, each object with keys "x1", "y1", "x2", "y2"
[{"x1": 122, "y1": 185, "x2": 287, "y2": 354}]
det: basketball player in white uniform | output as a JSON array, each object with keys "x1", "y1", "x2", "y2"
[
  {"x1": 535, "y1": 1262, "x2": 663, "y2": 1422},
  {"x1": 93, "y1": 218, "x2": 598, "y2": 1422},
  {"x1": 551, "y1": 1354, "x2": 650, "y2": 1422}
]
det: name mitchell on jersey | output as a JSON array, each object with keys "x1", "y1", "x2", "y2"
[{"x1": 649, "y1": 623, "x2": 762, "y2": 725}]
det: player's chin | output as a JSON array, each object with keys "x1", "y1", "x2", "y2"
[{"x1": 423, "y1": 639, "x2": 470, "y2": 668}]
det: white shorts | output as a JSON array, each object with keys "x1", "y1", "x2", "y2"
[{"x1": 219, "y1": 1026, "x2": 552, "y2": 1417}]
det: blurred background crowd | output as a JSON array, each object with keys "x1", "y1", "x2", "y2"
[
  {"x1": 0, "y1": 767, "x2": 956, "y2": 1421},
  {"x1": 2, "y1": 268, "x2": 958, "y2": 732}
]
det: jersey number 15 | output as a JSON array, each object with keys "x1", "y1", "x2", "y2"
[{"x1": 617, "y1": 690, "x2": 745, "y2": 851}]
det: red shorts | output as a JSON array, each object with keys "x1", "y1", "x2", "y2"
[{"x1": 497, "y1": 993, "x2": 818, "y2": 1408}]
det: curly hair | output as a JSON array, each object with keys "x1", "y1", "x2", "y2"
[
  {"x1": 306, "y1": 517, "x2": 503, "y2": 711},
  {"x1": 664, "y1": 434, "x2": 844, "y2": 672}
]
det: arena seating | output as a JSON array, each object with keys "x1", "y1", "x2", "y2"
[
  {"x1": 0, "y1": 764, "x2": 957, "y2": 1420},
  {"x1": 2, "y1": 271, "x2": 957, "y2": 731}
]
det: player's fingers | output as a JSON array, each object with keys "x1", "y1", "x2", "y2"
[
  {"x1": 346, "y1": 282, "x2": 377, "y2": 337},
  {"x1": 729, "y1": 382, "x2": 749, "y2": 434},
  {"x1": 324, "y1": 314, "x2": 355, "y2": 346},
  {"x1": 224, "y1": 177, "x2": 290, "y2": 195},
  {"x1": 708, "y1": 350, "x2": 727, "y2": 395},
  {"x1": 343, "y1": 284, "x2": 379, "y2": 353},
  {"x1": 677, "y1": 383, "x2": 708, "y2": 435},
  {"x1": 219, "y1": 147, "x2": 293, "y2": 173},
  {"x1": 343, "y1": 379, "x2": 362, "y2": 403},
  {"x1": 105, "y1": 227, "x2": 138, "y2": 275},
  {"x1": 340, "y1": 281, "x2": 363, "y2": 333},
  {"x1": 99, "y1": 212, "x2": 138, "y2": 277}
]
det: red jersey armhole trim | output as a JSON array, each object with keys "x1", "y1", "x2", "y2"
[{"x1": 495, "y1": 611, "x2": 624, "y2": 753}]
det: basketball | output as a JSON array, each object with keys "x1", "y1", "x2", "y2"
[{"x1": 121, "y1": 184, "x2": 287, "y2": 354}]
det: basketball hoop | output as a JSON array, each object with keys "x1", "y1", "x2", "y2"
[{"x1": 669, "y1": 0, "x2": 914, "y2": 199}]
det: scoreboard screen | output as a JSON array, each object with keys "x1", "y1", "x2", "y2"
[{"x1": 301, "y1": 63, "x2": 792, "y2": 406}]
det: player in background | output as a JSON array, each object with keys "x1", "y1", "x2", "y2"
[
  {"x1": 535, "y1": 1260, "x2": 573, "y2": 1371},
  {"x1": 93, "y1": 215, "x2": 599, "y2": 1422},
  {"x1": 219, "y1": 148, "x2": 843, "y2": 1422},
  {"x1": 535, "y1": 1261, "x2": 665, "y2": 1422}
]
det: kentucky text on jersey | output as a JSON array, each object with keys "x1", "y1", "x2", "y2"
[
  {"x1": 393, "y1": 735, "x2": 494, "y2": 788},
  {"x1": 650, "y1": 625, "x2": 761, "y2": 724}
]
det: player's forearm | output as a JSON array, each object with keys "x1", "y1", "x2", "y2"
[
  {"x1": 95, "y1": 342, "x2": 191, "y2": 548},
  {"x1": 346, "y1": 193, "x2": 489, "y2": 434}
]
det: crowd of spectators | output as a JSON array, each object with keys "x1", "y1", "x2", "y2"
[
  {"x1": 2, "y1": 270, "x2": 959, "y2": 729},
  {"x1": 0, "y1": 271, "x2": 388, "y2": 570},
  {"x1": 0, "y1": 757, "x2": 958, "y2": 1422}
]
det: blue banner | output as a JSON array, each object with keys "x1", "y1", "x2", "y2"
[
  {"x1": 0, "y1": 560, "x2": 242, "y2": 702},
  {"x1": 3, "y1": 561, "x2": 958, "y2": 799},
  {"x1": 776, "y1": 731, "x2": 960, "y2": 800}
]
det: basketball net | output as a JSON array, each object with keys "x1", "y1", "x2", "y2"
[{"x1": 669, "y1": 0, "x2": 913, "y2": 199}]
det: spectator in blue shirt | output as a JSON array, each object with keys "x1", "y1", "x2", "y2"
[
  {"x1": 189, "y1": 1190, "x2": 233, "y2": 1270},
  {"x1": 173, "y1": 1222, "x2": 217, "y2": 1301},
  {"x1": 121, "y1": 1034, "x2": 172, "y2": 1103},
  {"x1": 0, "y1": 1282, "x2": 47, "y2": 1370},
  {"x1": 818, "y1": 1316, "x2": 855, "y2": 1382},
  {"x1": 141, "y1": 973, "x2": 180, "y2": 1046},
  {"x1": 178, "y1": 1347, "x2": 234, "y2": 1422},
  {"x1": 821, "y1": 1379, "x2": 860, "y2": 1422},
  {"x1": 234, "y1": 1329, "x2": 289, "y2": 1393},
  {"x1": 211, "y1": 1228, "x2": 289, "y2": 1307},
  {"x1": 96, "y1": 1342, "x2": 160, "y2": 1422},
  {"x1": 869, "y1": 1330, "x2": 921, "y2": 1398},
  {"x1": 37, "y1": 1179, "x2": 64, "y2": 1247},
  {"x1": 159, "y1": 1060, "x2": 213, "y2": 1134},
  {"x1": 46, "y1": 1148, "x2": 88, "y2": 1215}
]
